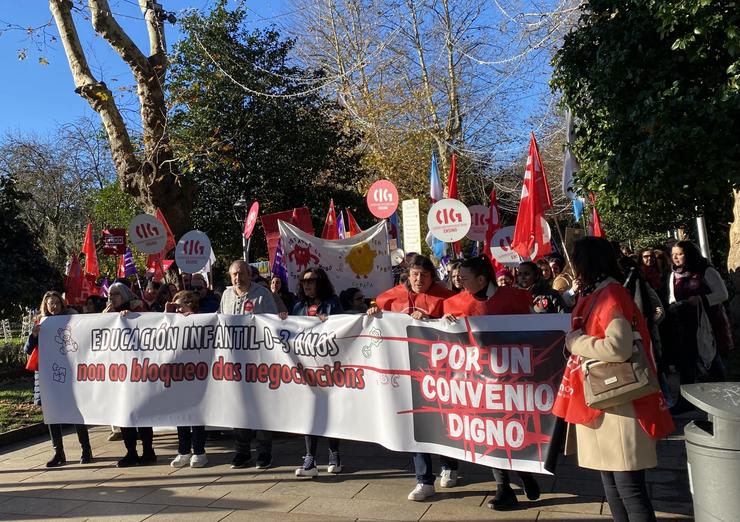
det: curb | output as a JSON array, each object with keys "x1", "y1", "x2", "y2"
[{"x1": 0, "y1": 423, "x2": 47, "y2": 447}]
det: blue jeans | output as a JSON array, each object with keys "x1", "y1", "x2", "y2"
[
  {"x1": 177, "y1": 426, "x2": 206, "y2": 455},
  {"x1": 413, "y1": 453, "x2": 458, "y2": 485}
]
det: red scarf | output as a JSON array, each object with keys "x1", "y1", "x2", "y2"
[{"x1": 551, "y1": 282, "x2": 674, "y2": 439}]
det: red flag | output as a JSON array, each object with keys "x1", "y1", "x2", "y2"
[
  {"x1": 81, "y1": 222, "x2": 99, "y2": 278},
  {"x1": 155, "y1": 208, "x2": 176, "y2": 255},
  {"x1": 483, "y1": 189, "x2": 501, "y2": 259},
  {"x1": 321, "y1": 199, "x2": 339, "y2": 240},
  {"x1": 446, "y1": 154, "x2": 462, "y2": 257},
  {"x1": 146, "y1": 253, "x2": 165, "y2": 282},
  {"x1": 588, "y1": 192, "x2": 605, "y2": 238},
  {"x1": 511, "y1": 133, "x2": 553, "y2": 259},
  {"x1": 346, "y1": 209, "x2": 363, "y2": 237},
  {"x1": 64, "y1": 253, "x2": 83, "y2": 306}
]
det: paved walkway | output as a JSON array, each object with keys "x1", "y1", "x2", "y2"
[{"x1": 0, "y1": 417, "x2": 697, "y2": 521}]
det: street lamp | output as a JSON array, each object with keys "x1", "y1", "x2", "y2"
[{"x1": 233, "y1": 195, "x2": 249, "y2": 262}]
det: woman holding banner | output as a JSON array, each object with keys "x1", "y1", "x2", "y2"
[
  {"x1": 24, "y1": 291, "x2": 92, "y2": 467},
  {"x1": 290, "y1": 267, "x2": 345, "y2": 477},
  {"x1": 368, "y1": 254, "x2": 455, "y2": 502},
  {"x1": 553, "y1": 237, "x2": 674, "y2": 522},
  {"x1": 105, "y1": 282, "x2": 156, "y2": 467},
  {"x1": 443, "y1": 256, "x2": 541, "y2": 511},
  {"x1": 167, "y1": 291, "x2": 209, "y2": 469}
]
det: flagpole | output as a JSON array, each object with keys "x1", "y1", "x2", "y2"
[{"x1": 550, "y1": 215, "x2": 572, "y2": 269}]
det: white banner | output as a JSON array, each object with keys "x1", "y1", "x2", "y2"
[
  {"x1": 39, "y1": 312, "x2": 569, "y2": 474},
  {"x1": 401, "y1": 199, "x2": 422, "y2": 255},
  {"x1": 278, "y1": 220, "x2": 393, "y2": 298}
]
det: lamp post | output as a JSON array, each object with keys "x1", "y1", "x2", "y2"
[{"x1": 233, "y1": 195, "x2": 249, "y2": 262}]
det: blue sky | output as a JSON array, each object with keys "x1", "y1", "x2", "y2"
[{"x1": 0, "y1": 1, "x2": 289, "y2": 135}]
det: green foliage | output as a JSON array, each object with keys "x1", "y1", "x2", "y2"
[
  {"x1": 168, "y1": 1, "x2": 373, "y2": 262},
  {"x1": 0, "y1": 176, "x2": 62, "y2": 317},
  {"x1": 552, "y1": 0, "x2": 740, "y2": 254},
  {"x1": 0, "y1": 377, "x2": 43, "y2": 432}
]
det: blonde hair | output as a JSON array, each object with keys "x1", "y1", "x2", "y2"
[{"x1": 38, "y1": 291, "x2": 65, "y2": 318}]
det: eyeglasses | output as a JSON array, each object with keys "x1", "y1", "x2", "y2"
[
  {"x1": 642, "y1": 255, "x2": 655, "y2": 259},
  {"x1": 353, "y1": 296, "x2": 365, "y2": 302},
  {"x1": 301, "y1": 278, "x2": 318, "y2": 284}
]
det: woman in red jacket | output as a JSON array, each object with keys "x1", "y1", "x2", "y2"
[
  {"x1": 443, "y1": 256, "x2": 540, "y2": 510},
  {"x1": 553, "y1": 237, "x2": 674, "y2": 522},
  {"x1": 368, "y1": 255, "x2": 454, "y2": 501}
]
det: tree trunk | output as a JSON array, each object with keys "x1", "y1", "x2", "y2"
[{"x1": 50, "y1": 0, "x2": 194, "y2": 237}]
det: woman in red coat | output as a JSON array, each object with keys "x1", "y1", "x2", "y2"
[
  {"x1": 368, "y1": 255, "x2": 454, "y2": 502},
  {"x1": 443, "y1": 256, "x2": 540, "y2": 511},
  {"x1": 553, "y1": 237, "x2": 674, "y2": 522}
]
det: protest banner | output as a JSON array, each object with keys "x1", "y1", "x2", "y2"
[
  {"x1": 39, "y1": 312, "x2": 568, "y2": 474},
  {"x1": 260, "y1": 207, "x2": 313, "y2": 266},
  {"x1": 102, "y1": 228, "x2": 127, "y2": 255},
  {"x1": 278, "y1": 220, "x2": 393, "y2": 297},
  {"x1": 401, "y1": 199, "x2": 422, "y2": 255}
]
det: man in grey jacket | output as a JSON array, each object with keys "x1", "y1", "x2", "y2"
[{"x1": 219, "y1": 260, "x2": 278, "y2": 469}]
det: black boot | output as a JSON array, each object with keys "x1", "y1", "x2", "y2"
[
  {"x1": 118, "y1": 427, "x2": 139, "y2": 467},
  {"x1": 47, "y1": 424, "x2": 66, "y2": 468},
  {"x1": 520, "y1": 472, "x2": 540, "y2": 500},
  {"x1": 76, "y1": 425, "x2": 93, "y2": 464},
  {"x1": 487, "y1": 484, "x2": 518, "y2": 510},
  {"x1": 138, "y1": 428, "x2": 156, "y2": 465}
]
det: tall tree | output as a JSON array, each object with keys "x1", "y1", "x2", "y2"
[
  {"x1": 168, "y1": 2, "x2": 371, "y2": 261},
  {"x1": 551, "y1": 0, "x2": 739, "y2": 259},
  {"x1": 49, "y1": 0, "x2": 194, "y2": 235},
  {"x1": 0, "y1": 175, "x2": 61, "y2": 316}
]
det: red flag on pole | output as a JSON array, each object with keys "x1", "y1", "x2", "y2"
[
  {"x1": 511, "y1": 133, "x2": 553, "y2": 259},
  {"x1": 155, "y1": 208, "x2": 176, "y2": 255},
  {"x1": 446, "y1": 153, "x2": 462, "y2": 257},
  {"x1": 345, "y1": 209, "x2": 363, "y2": 237},
  {"x1": 321, "y1": 199, "x2": 339, "y2": 240},
  {"x1": 81, "y1": 222, "x2": 99, "y2": 278},
  {"x1": 64, "y1": 253, "x2": 83, "y2": 306},
  {"x1": 588, "y1": 192, "x2": 605, "y2": 238},
  {"x1": 482, "y1": 189, "x2": 506, "y2": 272},
  {"x1": 146, "y1": 253, "x2": 165, "y2": 282}
]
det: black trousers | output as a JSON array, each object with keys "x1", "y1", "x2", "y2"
[
  {"x1": 492, "y1": 468, "x2": 537, "y2": 488},
  {"x1": 49, "y1": 424, "x2": 90, "y2": 453},
  {"x1": 601, "y1": 470, "x2": 657, "y2": 522},
  {"x1": 234, "y1": 429, "x2": 272, "y2": 457},
  {"x1": 121, "y1": 427, "x2": 153, "y2": 454},
  {"x1": 177, "y1": 426, "x2": 206, "y2": 455}
]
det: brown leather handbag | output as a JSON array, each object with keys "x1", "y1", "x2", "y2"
[{"x1": 579, "y1": 294, "x2": 659, "y2": 410}]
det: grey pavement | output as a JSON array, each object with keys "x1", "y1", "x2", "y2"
[{"x1": 0, "y1": 417, "x2": 697, "y2": 521}]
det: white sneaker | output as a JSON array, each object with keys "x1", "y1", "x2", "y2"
[
  {"x1": 295, "y1": 455, "x2": 319, "y2": 477},
  {"x1": 407, "y1": 483, "x2": 435, "y2": 501},
  {"x1": 440, "y1": 469, "x2": 458, "y2": 488},
  {"x1": 170, "y1": 453, "x2": 192, "y2": 468},
  {"x1": 190, "y1": 454, "x2": 208, "y2": 468}
]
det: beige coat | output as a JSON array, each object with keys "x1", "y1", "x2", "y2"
[{"x1": 564, "y1": 281, "x2": 657, "y2": 472}]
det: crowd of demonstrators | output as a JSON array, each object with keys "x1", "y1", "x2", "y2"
[{"x1": 29, "y1": 237, "x2": 729, "y2": 519}]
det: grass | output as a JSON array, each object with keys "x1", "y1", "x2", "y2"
[{"x1": 0, "y1": 376, "x2": 43, "y2": 432}]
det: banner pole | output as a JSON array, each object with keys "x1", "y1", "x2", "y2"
[{"x1": 550, "y1": 215, "x2": 572, "y2": 268}]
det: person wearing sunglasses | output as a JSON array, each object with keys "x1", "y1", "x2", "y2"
[
  {"x1": 290, "y1": 267, "x2": 344, "y2": 476},
  {"x1": 190, "y1": 273, "x2": 219, "y2": 313}
]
